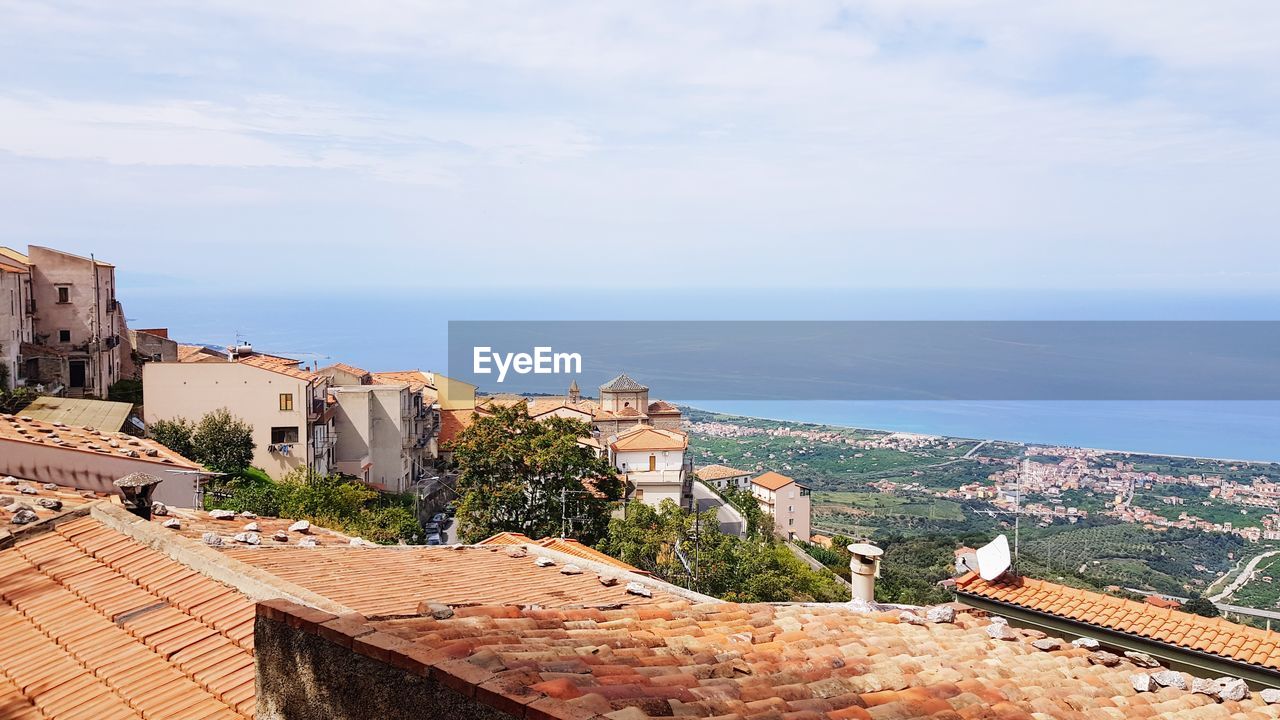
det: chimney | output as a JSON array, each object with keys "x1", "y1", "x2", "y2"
[
  {"x1": 114, "y1": 472, "x2": 162, "y2": 520},
  {"x1": 847, "y1": 542, "x2": 884, "y2": 603}
]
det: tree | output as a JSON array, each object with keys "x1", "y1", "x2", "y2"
[
  {"x1": 1183, "y1": 594, "x2": 1221, "y2": 618},
  {"x1": 451, "y1": 402, "x2": 621, "y2": 544},
  {"x1": 149, "y1": 408, "x2": 254, "y2": 473},
  {"x1": 148, "y1": 417, "x2": 195, "y2": 458},
  {"x1": 108, "y1": 378, "x2": 144, "y2": 405}
]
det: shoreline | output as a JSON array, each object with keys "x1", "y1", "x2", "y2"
[{"x1": 683, "y1": 404, "x2": 1280, "y2": 468}]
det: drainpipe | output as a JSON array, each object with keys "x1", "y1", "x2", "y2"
[{"x1": 848, "y1": 543, "x2": 884, "y2": 603}]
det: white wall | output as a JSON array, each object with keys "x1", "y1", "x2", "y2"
[{"x1": 144, "y1": 362, "x2": 314, "y2": 480}]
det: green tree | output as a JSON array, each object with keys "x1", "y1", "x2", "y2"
[
  {"x1": 108, "y1": 378, "x2": 144, "y2": 405},
  {"x1": 1183, "y1": 594, "x2": 1221, "y2": 618},
  {"x1": 451, "y1": 402, "x2": 620, "y2": 543},
  {"x1": 148, "y1": 417, "x2": 196, "y2": 458}
]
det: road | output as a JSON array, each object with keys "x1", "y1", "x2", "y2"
[
  {"x1": 1210, "y1": 549, "x2": 1280, "y2": 603},
  {"x1": 692, "y1": 481, "x2": 746, "y2": 537}
]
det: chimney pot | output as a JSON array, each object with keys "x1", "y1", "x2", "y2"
[
  {"x1": 114, "y1": 473, "x2": 163, "y2": 520},
  {"x1": 847, "y1": 542, "x2": 884, "y2": 603}
]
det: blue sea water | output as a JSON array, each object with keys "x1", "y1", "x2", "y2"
[{"x1": 118, "y1": 285, "x2": 1280, "y2": 463}]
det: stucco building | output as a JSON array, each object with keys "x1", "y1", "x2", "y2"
[
  {"x1": 329, "y1": 382, "x2": 433, "y2": 493},
  {"x1": 143, "y1": 352, "x2": 336, "y2": 480},
  {"x1": 0, "y1": 249, "x2": 34, "y2": 390},
  {"x1": 608, "y1": 424, "x2": 693, "y2": 510},
  {"x1": 751, "y1": 471, "x2": 811, "y2": 542}
]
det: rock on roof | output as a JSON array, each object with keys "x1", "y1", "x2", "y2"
[
  {"x1": 477, "y1": 532, "x2": 648, "y2": 575},
  {"x1": 0, "y1": 513, "x2": 256, "y2": 718},
  {"x1": 599, "y1": 373, "x2": 648, "y2": 392},
  {"x1": 694, "y1": 464, "x2": 752, "y2": 481},
  {"x1": 956, "y1": 570, "x2": 1280, "y2": 670},
  {"x1": 221, "y1": 544, "x2": 677, "y2": 617},
  {"x1": 264, "y1": 598, "x2": 1280, "y2": 720},
  {"x1": 0, "y1": 478, "x2": 116, "y2": 531}
]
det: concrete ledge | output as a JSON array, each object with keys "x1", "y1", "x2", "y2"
[{"x1": 91, "y1": 502, "x2": 354, "y2": 615}]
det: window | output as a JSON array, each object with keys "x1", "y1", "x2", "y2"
[
  {"x1": 788, "y1": 505, "x2": 794, "y2": 513},
  {"x1": 271, "y1": 426, "x2": 300, "y2": 444},
  {"x1": 788, "y1": 518, "x2": 795, "y2": 526},
  {"x1": 58, "y1": 330, "x2": 71, "y2": 343},
  {"x1": 56, "y1": 286, "x2": 70, "y2": 304},
  {"x1": 279, "y1": 393, "x2": 293, "y2": 411}
]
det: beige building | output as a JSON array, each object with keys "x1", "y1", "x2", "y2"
[
  {"x1": 130, "y1": 327, "x2": 179, "y2": 364},
  {"x1": 143, "y1": 352, "x2": 336, "y2": 480},
  {"x1": 329, "y1": 383, "x2": 430, "y2": 493},
  {"x1": 694, "y1": 464, "x2": 754, "y2": 492},
  {"x1": 751, "y1": 471, "x2": 811, "y2": 542},
  {"x1": 609, "y1": 424, "x2": 693, "y2": 510},
  {"x1": 18, "y1": 246, "x2": 128, "y2": 397},
  {"x1": 0, "y1": 250, "x2": 34, "y2": 390},
  {"x1": 592, "y1": 374, "x2": 683, "y2": 437}
]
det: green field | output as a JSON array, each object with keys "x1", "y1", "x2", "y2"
[{"x1": 815, "y1": 491, "x2": 966, "y2": 521}]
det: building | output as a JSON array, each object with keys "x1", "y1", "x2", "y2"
[
  {"x1": 143, "y1": 352, "x2": 336, "y2": 480},
  {"x1": 694, "y1": 463, "x2": 753, "y2": 491},
  {"x1": 608, "y1": 424, "x2": 693, "y2": 510},
  {"x1": 129, "y1": 327, "x2": 179, "y2": 364},
  {"x1": 319, "y1": 362, "x2": 373, "y2": 386},
  {"x1": 592, "y1": 373, "x2": 683, "y2": 436},
  {"x1": 0, "y1": 413, "x2": 203, "y2": 507},
  {"x1": 751, "y1": 470, "x2": 811, "y2": 542},
  {"x1": 177, "y1": 343, "x2": 229, "y2": 363},
  {"x1": 7, "y1": 480, "x2": 1280, "y2": 718},
  {"x1": 9, "y1": 245, "x2": 129, "y2": 398},
  {"x1": 328, "y1": 382, "x2": 432, "y2": 493},
  {"x1": 0, "y1": 250, "x2": 34, "y2": 390}
]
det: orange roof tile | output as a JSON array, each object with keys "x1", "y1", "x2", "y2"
[
  {"x1": 0, "y1": 514, "x2": 256, "y2": 719},
  {"x1": 233, "y1": 353, "x2": 320, "y2": 382},
  {"x1": 177, "y1": 343, "x2": 226, "y2": 362},
  {"x1": 221, "y1": 545, "x2": 675, "y2": 617},
  {"x1": 320, "y1": 362, "x2": 372, "y2": 381},
  {"x1": 956, "y1": 570, "x2": 1280, "y2": 670},
  {"x1": 752, "y1": 471, "x2": 798, "y2": 491},
  {"x1": 477, "y1": 533, "x2": 648, "y2": 575},
  {"x1": 437, "y1": 409, "x2": 475, "y2": 448},
  {"x1": 371, "y1": 370, "x2": 435, "y2": 393},
  {"x1": 0, "y1": 413, "x2": 201, "y2": 470},
  {"x1": 609, "y1": 425, "x2": 687, "y2": 452},
  {"x1": 1, "y1": 478, "x2": 118, "y2": 531},
  {"x1": 694, "y1": 464, "x2": 751, "y2": 481},
  {"x1": 264, "y1": 596, "x2": 1280, "y2": 720}
]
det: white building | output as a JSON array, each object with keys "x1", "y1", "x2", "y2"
[
  {"x1": 751, "y1": 471, "x2": 811, "y2": 542},
  {"x1": 608, "y1": 425, "x2": 693, "y2": 510},
  {"x1": 694, "y1": 464, "x2": 753, "y2": 492}
]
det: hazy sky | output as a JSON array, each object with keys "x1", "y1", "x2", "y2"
[{"x1": 2, "y1": 1, "x2": 1278, "y2": 292}]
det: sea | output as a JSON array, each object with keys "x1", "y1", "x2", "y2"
[{"x1": 119, "y1": 284, "x2": 1280, "y2": 464}]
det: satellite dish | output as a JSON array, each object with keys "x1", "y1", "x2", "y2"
[{"x1": 976, "y1": 534, "x2": 1012, "y2": 581}]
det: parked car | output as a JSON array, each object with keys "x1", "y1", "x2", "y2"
[
  {"x1": 424, "y1": 522, "x2": 440, "y2": 534},
  {"x1": 431, "y1": 513, "x2": 447, "y2": 525},
  {"x1": 427, "y1": 533, "x2": 443, "y2": 545},
  {"x1": 445, "y1": 502, "x2": 457, "y2": 516}
]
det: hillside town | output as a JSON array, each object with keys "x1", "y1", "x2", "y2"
[{"x1": 6, "y1": 244, "x2": 1280, "y2": 717}]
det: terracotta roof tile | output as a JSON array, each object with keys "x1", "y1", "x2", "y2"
[
  {"x1": 1, "y1": 479, "x2": 118, "y2": 531},
  {"x1": 477, "y1": 533, "x2": 649, "y2": 575},
  {"x1": 752, "y1": 471, "x2": 799, "y2": 491},
  {"x1": 0, "y1": 414, "x2": 201, "y2": 469},
  {"x1": 0, "y1": 515, "x2": 253, "y2": 719},
  {"x1": 956, "y1": 570, "x2": 1280, "y2": 670},
  {"x1": 437, "y1": 409, "x2": 475, "y2": 448},
  {"x1": 609, "y1": 425, "x2": 687, "y2": 452},
  {"x1": 371, "y1": 370, "x2": 436, "y2": 393},
  {"x1": 693, "y1": 464, "x2": 751, "y2": 482},
  {"x1": 233, "y1": 353, "x2": 320, "y2": 382},
  {"x1": 265, "y1": 599, "x2": 1280, "y2": 720},
  {"x1": 221, "y1": 545, "x2": 676, "y2": 617}
]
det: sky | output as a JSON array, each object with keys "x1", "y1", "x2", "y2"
[{"x1": 2, "y1": 1, "x2": 1279, "y2": 294}]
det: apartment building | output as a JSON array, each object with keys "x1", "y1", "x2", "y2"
[
  {"x1": 694, "y1": 463, "x2": 754, "y2": 492},
  {"x1": 0, "y1": 250, "x2": 34, "y2": 389},
  {"x1": 609, "y1": 424, "x2": 693, "y2": 510},
  {"x1": 751, "y1": 471, "x2": 811, "y2": 542},
  {"x1": 20, "y1": 246, "x2": 127, "y2": 397},
  {"x1": 329, "y1": 383, "x2": 433, "y2": 493},
  {"x1": 143, "y1": 353, "x2": 335, "y2": 480}
]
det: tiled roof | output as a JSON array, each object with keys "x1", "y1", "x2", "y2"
[
  {"x1": 320, "y1": 362, "x2": 372, "y2": 382},
  {"x1": 0, "y1": 514, "x2": 256, "y2": 719},
  {"x1": 956, "y1": 570, "x2": 1280, "y2": 670},
  {"x1": 477, "y1": 533, "x2": 647, "y2": 574},
  {"x1": 437, "y1": 408, "x2": 475, "y2": 448},
  {"x1": 0, "y1": 414, "x2": 201, "y2": 469},
  {"x1": 610, "y1": 425, "x2": 687, "y2": 452},
  {"x1": 646, "y1": 400, "x2": 681, "y2": 414},
  {"x1": 150, "y1": 508, "x2": 354, "y2": 547},
  {"x1": 19, "y1": 396, "x2": 134, "y2": 433},
  {"x1": 527, "y1": 397, "x2": 597, "y2": 418},
  {"x1": 0, "y1": 246, "x2": 31, "y2": 265},
  {"x1": 600, "y1": 373, "x2": 648, "y2": 392},
  {"x1": 752, "y1": 471, "x2": 798, "y2": 491},
  {"x1": 1, "y1": 479, "x2": 117, "y2": 531},
  {"x1": 265, "y1": 598, "x2": 1280, "y2": 720},
  {"x1": 233, "y1": 354, "x2": 319, "y2": 382},
  {"x1": 221, "y1": 545, "x2": 676, "y2": 618},
  {"x1": 694, "y1": 464, "x2": 751, "y2": 481},
  {"x1": 371, "y1": 370, "x2": 436, "y2": 393},
  {"x1": 177, "y1": 344, "x2": 226, "y2": 362}
]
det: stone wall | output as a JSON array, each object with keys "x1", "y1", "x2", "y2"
[{"x1": 255, "y1": 608, "x2": 517, "y2": 720}]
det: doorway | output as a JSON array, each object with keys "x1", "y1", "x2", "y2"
[{"x1": 69, "y1": 360, "x2": 87, "y2": 389}]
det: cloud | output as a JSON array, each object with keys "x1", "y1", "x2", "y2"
[{"x1": 0, "y1": 1, "x2": 1277, "y2": 292}]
